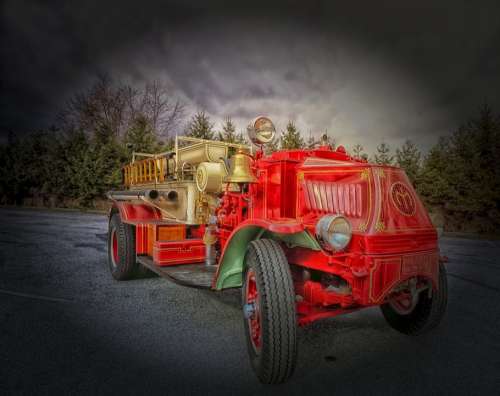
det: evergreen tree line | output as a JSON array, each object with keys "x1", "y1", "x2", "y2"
[
  {"x1": 0, "y1": 77, "x2": 243, "y2": 208},
  {"x1": 0, "y1": 75, "x2": 498, "y2": 232}
]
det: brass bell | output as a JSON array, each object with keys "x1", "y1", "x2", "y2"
[{"x1": 224, "y1": 151, "x2": 258, "y2": 184}]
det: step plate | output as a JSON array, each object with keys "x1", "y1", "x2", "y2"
[{"x1": 137, "y1": 256, "x2": 216, "y2": 289}]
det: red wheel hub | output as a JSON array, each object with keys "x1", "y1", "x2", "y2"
[
  {"x1": 245, "y1": 269, "x2": 262, "y2": 352},
  {"x1": 111, "y1": 229, "x2": 119, "y2": 266},
  {"x1": 389, "y1": 291, "x2": 416, "y2": 315}
]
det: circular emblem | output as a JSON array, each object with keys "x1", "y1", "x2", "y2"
[{"x1": 390, "y1": 182, "x2": 416, "y2": 216}]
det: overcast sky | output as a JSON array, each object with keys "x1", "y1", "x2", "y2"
[{"x1": 1, "y1": 0, "x2": 499, "y2": 153}]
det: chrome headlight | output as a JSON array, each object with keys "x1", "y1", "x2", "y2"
[{"x1": 315, "y1": 215, "x2": 352, "y2": 252}]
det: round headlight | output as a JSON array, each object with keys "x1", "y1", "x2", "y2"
[{"x1": 315, "y1": 215, "x2": 352, "y2": 252}]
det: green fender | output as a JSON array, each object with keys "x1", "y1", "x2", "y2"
[{"x1": 214, "y1": 223, "x2": 321, "y2": 290}]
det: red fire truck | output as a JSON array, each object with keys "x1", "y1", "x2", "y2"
[{"x1": 107, "y1": 116, "x2": 447, "y2": 384}]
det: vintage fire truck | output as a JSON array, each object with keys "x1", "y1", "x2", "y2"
[{"x1": 107, "y1": 116, "x2": 447, "y2": 384}]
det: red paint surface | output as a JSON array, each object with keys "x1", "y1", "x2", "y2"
[
  {"x1": 135, "y1": 224, "x2": 149, "y2": 254},
  {"x1": 111, "y1": 230, "x2": 118, "y2": 264},
  {"x1": 115, "y1": 146, "x2": 440, "y2": 325},
  {"x1": 114, "y1": 202, "x2": 162, "y2": 223},
  {"x1": 215, "y1": 148, "x2": 439, "y2": 325},
  {"x1": 153, "y1": 239, "x2": 205, "y2": 266}
]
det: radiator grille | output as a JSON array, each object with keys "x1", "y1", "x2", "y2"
[{"x1": 303, "y1": 181, "x2": 363, "y2": 217}]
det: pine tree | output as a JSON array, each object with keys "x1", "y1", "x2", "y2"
[
  {"x1": 418, "y1": 137, "x2": 452, "y2": 207},
  {"x1": 418, "y1": 104, "x2": 500, "y2": 232},
  {"x1": 235, "y1": 132, "x2": 248, "y2": 145},
  {"x1": 125, "y1": 115, "x2": 158, "y2": 153},
  {"x1": 469, "y1": 104, "x2": 500, "y2": 220},
  {"x1": 218, "y1": 117, "x2": 237, "y2": 143},
  {"x1": 352, "y1": 144, "x2": 365, "y2": 158},
  {"x1": 281, "y1": 121, "x2": 304, "y2": 150},
  {"x1": 396, "y1": 140, "x2": 421, "y2": 185},
  {"x1": 60, "y1": 130, "x2": 91, "y2": 198},
  {"x1": 447, "y1": 104, "x2": 500, "y2": 230},
  {"x1": 217, "y1": 117, "x2": 248, "y2": 154},
  {"x1": 80, "y1": 139, "x2": 126, "y2": 206},
  {"x1": 373, "y1": 142, "x2": 394, "y2": 165},
  {"x1": 185, "y1": 111, "x2": 214, "y2": 140}
]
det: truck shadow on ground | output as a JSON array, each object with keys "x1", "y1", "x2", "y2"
[{"x1": 201, "y1": 287, "x2": 400, "y2": 372}]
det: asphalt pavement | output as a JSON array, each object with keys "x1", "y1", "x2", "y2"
[{"x1": 0, "y1": 208, "x2": 499, "y2": 395}]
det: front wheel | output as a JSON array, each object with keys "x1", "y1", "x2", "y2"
[
  {"x1": 380, "y1": 262, "x2": 448, "y2": 335},
  {"x1": 242, "y1": 239, "x2": 297, "y2": 384}
]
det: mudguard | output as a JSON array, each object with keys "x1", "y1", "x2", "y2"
[
  {"x1": 110, "y1": 202, "x2": 162, "y2": 224},
  {"x1": 213, "y1": 219, "x2": 321, "y2": 290}
]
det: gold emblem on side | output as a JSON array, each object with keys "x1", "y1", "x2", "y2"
[
  {"x1": 375, "y1": 221, "x2": 385, "y2": 232},
  {"x1": 390, "y1": 181, "x2": 416, "y2": 216},
  {"x1": 375, "y1": 168, "x2": 385, "y2": 178}
]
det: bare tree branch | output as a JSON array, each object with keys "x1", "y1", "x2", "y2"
[{"x1": 58, "y1": 76, "x2": 185, "y2": 141}]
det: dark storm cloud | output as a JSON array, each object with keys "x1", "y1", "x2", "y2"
[
  {"x1": 0, "y1": 0, "x2": 194, "y2": 131},
  {"x1": 1, "y1": 0, "x2": 500, "y2": 151}
]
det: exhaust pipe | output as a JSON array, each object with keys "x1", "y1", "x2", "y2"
[{"x1": 107, "y1": 189, "x2": 159, "y2": 201}]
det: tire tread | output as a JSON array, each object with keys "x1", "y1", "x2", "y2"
[
  {"x1": 381, "y1": 262, "x2": 448, "y2": 335},
  {"x1": 108, "y1": 214, "x2": 138, "y2": 280},
  {"x1": 243, "y1": 239, "x2": 297, "y2": 384}
]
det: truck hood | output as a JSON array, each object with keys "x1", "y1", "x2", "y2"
[{"x1": 296, "y1": 158, "x2": 437, "y2": 253}]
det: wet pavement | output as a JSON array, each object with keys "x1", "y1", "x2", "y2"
[{"x1": 0, "y1": 208, "x2": 499, "y2": 395}]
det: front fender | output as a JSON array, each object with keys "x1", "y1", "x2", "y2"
[
  {"x1": 213, "y1": 219, "x2": 321, "y2": 290},
  {"x1": 110, "y1": 201, "x2": 162, "y2": 224}
]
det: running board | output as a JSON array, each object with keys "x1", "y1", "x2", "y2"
[{"x1": 137, "y1": 256, "x2": 217, "y2": 289}]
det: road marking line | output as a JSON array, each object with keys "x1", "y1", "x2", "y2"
[
  {"x1": 0, "y1": 289, "x2": 72, "y2": 303},
  {"x1": 447, "y1": 273, "x2": 500, "y2": 293}
]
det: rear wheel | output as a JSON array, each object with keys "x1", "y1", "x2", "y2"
[
  {"x1": 380, "y1": 262, "x2": 448, "y2": 335},
  {"x1": 242, "y1": 239, "x2": 297, "y2": 384},
  {"x1": 108, "y1": 213, "x2": 139, "y2": 280}
]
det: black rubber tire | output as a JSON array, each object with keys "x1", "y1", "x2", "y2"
[
  {"x1": 108, "y1": 213, "x2": 139, "y2": 280},
  {"x1": 380, "y1": 262, "x2": 448, "y2": 335},
  {"x1": 242, "y1": 239, "x2": 297, "y2": 384}
]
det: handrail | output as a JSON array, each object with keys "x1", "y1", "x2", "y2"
[
  {"x1": 177, "y1": 135, "x2": 249, "y2": 150},
  {"x1": 123, "y1": 157, "x2": 164, "y2": 187},
  {"x1": 124, "y1": 136, "x2": 252, "y2": 187}
]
